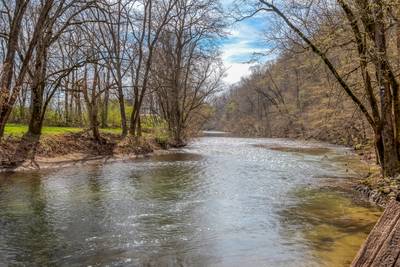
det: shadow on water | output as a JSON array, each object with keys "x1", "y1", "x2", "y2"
[
  {"x1": 0, "y1": 157, "x2": 213, "y2": 266},
  {"x1": 254, "y1": 144, "x2": 333, "y2": 156},
  {"x1": 0, "y1": 172, "x2": 60, "y2": 266},
  {"x1": 279, "y1": 187, "x2": 382, "y2": 267},
  {"x1": 121, "y1": 163, "x2": 214, "y2": 266},
  {"x1": 0, "y1": 137, "x2": 383, "y2": 266},
  {"x1": 4, "y1": 133, "x2": 41, "y2": 170},
  {"x1": 149, "y1": 152, "x2": 203, "y2": 162}
]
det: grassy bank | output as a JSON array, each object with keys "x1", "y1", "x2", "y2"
[{"x1": 5, "y1": 123, "x2": 126, "y2": 137}]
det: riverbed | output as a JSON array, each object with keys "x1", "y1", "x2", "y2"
[{"x1": 0, "y1": 136, "x2": 381, "y2": 266}]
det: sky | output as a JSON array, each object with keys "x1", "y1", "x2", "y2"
[{"x1": 220, "y1": 0, "x2": 272, "y2": 85}]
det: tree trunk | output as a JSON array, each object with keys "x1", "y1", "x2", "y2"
[
  {"x1": 0, "y1": 0, "x2": 30, "y2": 138},
  {"x1": 397, "y1": 7, "x2": 400, "y2": 67},
  {"x1": 65, "y1": 77, "x2": 70, "y2": 125},
  {"x1": 28, "y1": 87, "x2": 45, "y2": 135},
  {"x1": 116, "y1": 72, "x2": 127, "y2": 136},
  {"x1": 0, "y1": 109, "x2": 11, "y2": 137},
  {"x1": 88, "y1": 106, "x2": 101, "y2": 142},
  {"x1": 28, "y1": 37, "x2": 48, "y2": 136},
  {"x1": 129, "y1": 108, "x2": 140, "y2": 137},
  {"x1": 76, "y1": 93, "x2": 82, "y2": 126},
  {"x1": 396, "y1": 10, "x2": 400, "y2": 155},
  {"x1": 375, "y1": 2, "x2": 400, "y2": 176},
  {"x1": 129, "y1": 86, "x2": 142, "y2": 137},
  {"x1": 374, "y1": 129, "x2": 385, "y2": 167},
  {"x1": 82, "y1": 65, "x2": 102, "y2": 142},
  {"x1": 101, "y1": 86, "x2": 109, "y2": 128}
]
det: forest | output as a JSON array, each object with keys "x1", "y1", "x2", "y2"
[
  {"x1": 0, "y1": 0, "x2": 223, "y2": 150},
  {"x1": 213, "y1": 0, "x2": 400, "y2": 178},
  {"x1": 1, "y1": 0, "x2": 400, "y2": 175},
  {"x1": 2, "y1": 1, "x2": 400, "y2": 266}
]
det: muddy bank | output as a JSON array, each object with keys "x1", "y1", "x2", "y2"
[{"x1": 0, "y1": 132, "x2": 167, "y2": 172}]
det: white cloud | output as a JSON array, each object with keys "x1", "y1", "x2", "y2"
[
  {"x1": 223, "y1": 62, "x2": 256, "y2": 84},
  {"x1": 221, "y1": 21, "x2": 264, "y2": 85}
]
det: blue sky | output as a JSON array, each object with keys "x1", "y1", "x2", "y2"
[{"x1": 220, "y1": 0, "x2": 272, "y2": 84}]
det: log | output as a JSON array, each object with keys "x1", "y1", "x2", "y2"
[{"x1": 352, "y1": 200, "x2": 400, "y2": 267}]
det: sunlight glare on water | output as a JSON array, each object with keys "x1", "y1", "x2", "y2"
[{"x1": 0, "y1": 137, "x2": 381, "y2": 266}]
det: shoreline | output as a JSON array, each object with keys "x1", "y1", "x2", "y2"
[
  {"x1": 0, "y1": 131, "x2": 169, "y2": 173},
  {"x1": 254, "y1": 139, "x2": 390, "y2": 208},
  {"x1": 0, "y1": 149, "x2": 172, "y2": 173},
  {"x1": 0, "y1": 133, "x2": 392, "y2": 209}
]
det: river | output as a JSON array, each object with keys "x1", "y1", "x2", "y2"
[{"x1": 0, "y1": 136, "x2": 381, "y2": 266}]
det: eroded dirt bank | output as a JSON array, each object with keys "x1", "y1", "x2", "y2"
[{"x1": 0, "y1": 132, "x2": 167, "y2": 172}]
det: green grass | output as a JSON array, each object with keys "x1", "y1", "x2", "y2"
[
  {"x1": 4, "y1": 123, "x2": 170, "y2": 142},
  {"x1": 4, "y1": 123, "x2": 124, "y2": 137}
]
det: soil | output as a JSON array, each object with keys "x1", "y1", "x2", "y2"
[{"x1": 0, "y1": 132, "x2": 165, "y2": 172}]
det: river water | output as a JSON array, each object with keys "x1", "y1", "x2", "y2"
[{"x1": 0, "y1": 136, "x2": 381, "y2": 266}]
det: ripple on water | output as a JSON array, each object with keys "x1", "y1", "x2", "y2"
[{"x1": 0, "y1": 137, "x2": 381, "y2": 266}]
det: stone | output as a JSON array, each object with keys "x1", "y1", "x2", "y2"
[
  {"x1": 383, "y1": 187, "x2": 391, "y2": 194},
  {"x1": 390, "y1": 185, "x2": 399, "y2": 191}
]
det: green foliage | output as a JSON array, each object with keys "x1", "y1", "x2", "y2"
[
  {"x1": 107, "y1": 101, "x2": 133, "y2": 128},
  {"x1": 43, "y1": 109, "x2": 64, "y2": 126},
  {"x1": 225, "y1": 101, "x2": 237, "y2": 113}
]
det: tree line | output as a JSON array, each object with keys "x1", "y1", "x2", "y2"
[
  {"x1": 0, "y1": 0, "x2": 224, "y2": 146},
  {"x1": 215, "y1": 0, "x2": 400, "y2": 177}
]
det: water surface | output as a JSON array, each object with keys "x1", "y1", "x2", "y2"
[{"x1": 0, "y1": 137, "x2": 381, "y2": 266}]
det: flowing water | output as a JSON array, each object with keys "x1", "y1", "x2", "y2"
[{"x1": 0, "y1": 136, "x2": 381, "y2": 266}]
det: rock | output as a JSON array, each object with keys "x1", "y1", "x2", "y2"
[
  {"x1": 383, "y1": 187, "x2": 391, "y2": 194},
  {"x1": 390, "y1": 185, "x2": 399, "y2": 191}
]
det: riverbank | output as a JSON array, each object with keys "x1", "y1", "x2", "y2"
[
  {"x1": 257, "y1": 140, "x2": 392, "y2": 208},
  {"x1": 0, "y1": 135, "x2": 382, "y2": 266},
  {"x1": 1, "y1": 130, "x2": 393, "y2": 209},
  {"x1": 0, "y1": 132, "x2": 169, "y2": 172},
  {"x1": 350, "y1": 146, "x2": 400, "y2": 208}
]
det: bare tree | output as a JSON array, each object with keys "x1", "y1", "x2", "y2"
[
  {"x1": 127, "y1": 0, "x2": 177, "y2": 137},
  {"x1": 235, "y1": 0, "x2": 400, "y2": 176},
  {"x1": 153, "y1": 0, "x2": 224, "y2": 146},
  {"x1": 95, "y1": 0, "x2": 133, "y2": 135},
  {"x1": 26, "y1": 0, "x2": 97, "y2": 136},
  {"x1": 0, "y1": 0, "x2": 53, "y2": 137}
]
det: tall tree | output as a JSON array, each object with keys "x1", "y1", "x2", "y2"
[
  {"x1": 236, "y1": 0, "x2": 400, "y2": 177},
  {"x1": 153, "y1": 0, "x2": 224, "y2": 146},
  {"x1": 128, "y1": 0, "x2": 177, "y2": 137}
]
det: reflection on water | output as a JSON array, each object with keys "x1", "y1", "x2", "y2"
[
  {"x1": 280, "y1": 189, "x2": 381, "y2": 267},
  {"x1": 0, "y1": 137, "x2": 381, "y2": 266}
]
